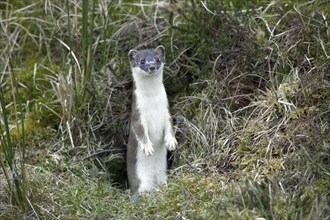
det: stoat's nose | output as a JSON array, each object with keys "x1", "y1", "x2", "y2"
[{"x1": 149, "y1": 66, "x2": 156, "y2": 71}]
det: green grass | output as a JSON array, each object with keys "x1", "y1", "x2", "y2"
[{"x1": 1, "y1": 0, "x2": 330, "y2": 219}]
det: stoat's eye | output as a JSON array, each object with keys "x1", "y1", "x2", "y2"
[
  {"x1": 154, "y1": 57, "x2": 160, "y2": 63},
  {"x1": 140, "y1": 59, "x2": 145, "y2": 65}
]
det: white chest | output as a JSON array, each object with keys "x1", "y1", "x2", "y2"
[
  {"x1": 132, "y1": 67, "x2": 169, "y2": 144},
  {"x1": 135, "y1": 85, "x2": 168, "y2": 144}
]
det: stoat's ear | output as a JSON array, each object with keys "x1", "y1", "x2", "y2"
[
  {"x1": 155, "y1": 45, "x2": 165, "y2": 59},
  {"x1": 128, "y1": 49, "x2": 138, "y2": 62}
]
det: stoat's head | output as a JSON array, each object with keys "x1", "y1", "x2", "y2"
[{"x1": 128, "y1": 45, "x2": 165, "y2": 77}]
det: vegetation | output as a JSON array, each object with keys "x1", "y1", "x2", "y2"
[{"x1": 0, "y1": 0, "x2": 329, "y2": 219}]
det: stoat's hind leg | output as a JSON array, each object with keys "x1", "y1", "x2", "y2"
[
  {"x1": 154, "y1": 146, "x2": 168, "y2": 186},
  {"x1": 136, "y1": 149, "x2": 156, "y2": 193},
  {"x1": 155, "y1": 172, "x2": 167, "y2": 186},
  {"x1": 130, "y1": 193, "x2": 138, "y2": 203}
]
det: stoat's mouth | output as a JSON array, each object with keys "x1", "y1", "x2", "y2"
[
  {"x1": 147, "y1": 69, "x2": 158, "y2": 75},
  {"x1": 148, "y1": 66, "x2": 157, "y2": 73}
]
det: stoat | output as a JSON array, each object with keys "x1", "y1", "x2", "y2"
[{"x1": 126, "y1": 45, "x2": 177, "y2": 201}]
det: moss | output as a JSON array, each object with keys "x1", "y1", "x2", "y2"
[
  {"x1": 3, "y1": 57, "x2": 61, "y2": 128},
  {"x1": 134, "y1": 175, "x2": 224, "y2": 219},
  {"x1": 272, "y1": 195, "x2": 293, "y2": 219},
  {"x1": 315, "y1": 178, "x2": 330, "y2": 194},
  {"x1": 256, "y1": 29, "x2": 268, "y2": 45}
]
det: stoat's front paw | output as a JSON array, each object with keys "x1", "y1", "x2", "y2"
[
  {"x1": 140, "y1": 141, "x2": 154, "y2": 156},
  {"x1": 165, "y1": 134, "x2": 177, "y2": 151}
]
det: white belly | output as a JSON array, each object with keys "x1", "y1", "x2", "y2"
[{"x1": 136, "y1": 143, "x2": 167, "y2": 193}]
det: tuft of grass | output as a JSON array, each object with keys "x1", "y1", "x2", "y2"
[
  {"x1": 0, "y1": 2, "x2": 36, "y2": 213},
  {"x1": 0, "y1": 58, "x2": 31, "y2": 212}
]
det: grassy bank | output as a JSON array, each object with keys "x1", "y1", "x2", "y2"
[{"x1": 0, "y1": 0, "x2": 329, "y2": 219}]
